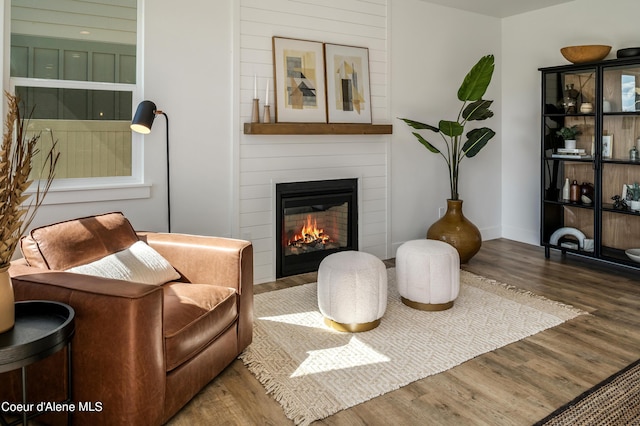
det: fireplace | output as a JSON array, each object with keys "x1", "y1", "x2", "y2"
[{"x1": 276, "y1": 179, "x2": 358, "y2": 278}]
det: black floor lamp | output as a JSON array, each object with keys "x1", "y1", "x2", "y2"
[{"x1": 131, "y1": 100, "x2": 171, "y2": 233}]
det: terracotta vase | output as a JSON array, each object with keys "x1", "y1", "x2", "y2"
[
  {"x1": 0, "y1": 266, "x2": 15, "y2": 333},
  {"x1": 427, "y1": 199, "x2": 481, "y2": 264}
]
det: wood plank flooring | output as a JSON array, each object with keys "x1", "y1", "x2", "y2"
[{"x1": 181, "y1": 239, "x2": 640, "y2": 425}]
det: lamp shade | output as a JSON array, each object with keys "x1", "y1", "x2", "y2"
[{"x1": 131, "y1": 100, "x2": 157, "y2": 134}]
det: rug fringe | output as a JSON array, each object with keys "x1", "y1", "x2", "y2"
[{"x1": 239, "y1": 354, "x2": 320, "y2": 426}]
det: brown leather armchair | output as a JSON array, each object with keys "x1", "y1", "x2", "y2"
[{"x1": 0, "y1": 212, "x2": 253, "y2": 425}]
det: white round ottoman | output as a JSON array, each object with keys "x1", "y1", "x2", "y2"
[
  {"x1": 317, "y1": 251, "x2": 387, "y2": 332},
  {"x1": 396, "y1": 239, "x2": 460, "y2": 311}
]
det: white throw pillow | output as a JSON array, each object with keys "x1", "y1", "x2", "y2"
[{"x1": 66, "y1": 240, "x2": 180, "y2": 285}]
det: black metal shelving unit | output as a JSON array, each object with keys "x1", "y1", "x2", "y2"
[{"x1": 540, "y1": 57, "x2": 640, "y2": 270}]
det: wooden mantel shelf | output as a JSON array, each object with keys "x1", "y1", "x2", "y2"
[{"x1": 243, "y1": 122, "x2": 393, "y2": 135}]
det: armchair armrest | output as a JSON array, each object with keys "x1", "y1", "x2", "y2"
[
  {"x1": 137, "y1": 233, "x2": 252, "y2": 288},
  {"x1": 6, "y1": 264, "x2": 166, "y2": 426},
  {"x1": 138, "y1": 232, "x2": 254, "y2": 351}
]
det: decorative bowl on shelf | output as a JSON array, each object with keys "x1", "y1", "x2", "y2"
[
  {"x1": 625, "y1": 248, "x2": 640, "y2": 263},
  {"x1": 560, "y1": 45, "x2": 611, "y2": 64},
  {"x1": 617, "y1": 47, "x2": 640, "y2": 58}
]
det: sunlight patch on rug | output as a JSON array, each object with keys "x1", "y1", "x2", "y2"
[
  {"x1": 240, "y1": 269, "x2": 587, "y2": 426},
  {"x1": 292, "y1": 336, "x2": 391, "y2": 377}
]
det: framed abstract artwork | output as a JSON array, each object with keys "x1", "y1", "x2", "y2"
[
  {"x1": 324, "y1": 43, "x2": 372, "y2": 124},
  {"x1": 272, "y1": 37, "x2": 326, "y2": 123}
]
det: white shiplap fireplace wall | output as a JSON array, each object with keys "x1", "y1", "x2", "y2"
[{"x1": 237, "y1": 0, "x2": 391, "y2": 283}]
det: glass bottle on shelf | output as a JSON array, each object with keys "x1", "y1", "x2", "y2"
[
  {"x1": 570, "y1": 180, "x2": 580, "y2": 202},
  {"x1": 562, "y1": 84, "x2": 579, "y2": 113}
]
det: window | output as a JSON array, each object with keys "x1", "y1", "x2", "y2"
[{"x1": 10, "y1": 0, "x2": 145, "y2": 198}]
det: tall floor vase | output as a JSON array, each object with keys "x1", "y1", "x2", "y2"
[
  {"x1": 0, "y1": 266, "x2": 15, "y2": 333},
  {"x1": 427, "y1": 199, "x2": 481, "y2": 264}
]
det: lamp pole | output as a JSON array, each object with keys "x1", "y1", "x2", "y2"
[
  {"x1": 131, "y1": 101, "x2": 171, "y2": 233},
  {"x1": 160, "y1": 111, "x2": 170, "y2": 233}
]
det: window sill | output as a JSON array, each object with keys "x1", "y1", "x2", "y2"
[{"x1": 27, "y1": 181, "x2": 152, "y2": 205}]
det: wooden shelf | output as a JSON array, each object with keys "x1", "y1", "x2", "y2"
[{"x1": 243, "y1": 122, "x2": 393, "y2": 135}]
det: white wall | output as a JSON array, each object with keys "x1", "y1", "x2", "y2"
[
  {"x1": 390, "y1": 0, "x2": 503, "y2": 253},
  {"x1": 501, "y1": 0, "x2": 640, "y2": 245},
  {"x1": 5, "y1": 0, "x2": 235, "y2": 238},
  {"x1": 142, "y1": 0, "x2": 233, "y2": 237},
  {"x1": 237, "y1": 0, "x2": 391, "y2": 283}
]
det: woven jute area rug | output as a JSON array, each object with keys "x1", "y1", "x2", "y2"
[
  {"x1": 239, "y1": 268, "x2": 586, "y2": 425},
  {"x1": 535, "y1": 358, "x2": 640, "y2": 425}
]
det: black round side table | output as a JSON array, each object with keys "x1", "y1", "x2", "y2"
[{"x1": 0, "y1": 301, "x2": 75, "y2": 426}]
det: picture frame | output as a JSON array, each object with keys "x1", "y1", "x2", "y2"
[
  {"x1": 324, "y1": 43, "x2": 372, "y2": 124},
  {"x1": 272, "y1": 37, "x2": 327, "y2": 123},
  {"x1": 602, "y1": 135, "x2": 613, "y2": 158},
  {"x1": 622, "y1": 183, "x2": 640, "y2": 201},
  {"x1": 623, "y1": 184, "x2": 631, "y2": 201}
]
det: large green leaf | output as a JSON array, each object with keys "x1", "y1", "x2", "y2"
[
  {"x1": 439, "y1": 120, "x2": 463, "y2": 137},
  {"x1": 462, "y1": 127, "x2": 495, "y2": 157},
  {"x1": 399, "y1": 118, "x2": 439, "y2": 132},
  {"x1": 412, "y1": 132, "x2": 440, "y2": 154},
  {"x1": 462, "y1": 100, "x2": 494, "y2": 121},
  {"x1": 457, "y1": 55, "x2": 495, "y2": 102}
]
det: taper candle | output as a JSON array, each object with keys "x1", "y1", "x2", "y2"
[
  {"x1": 265, "y1": 80, "x2": 269, "y2": 106},
  {"x1": 253, "y1": 74, "x2": 257, "y2": 99}
]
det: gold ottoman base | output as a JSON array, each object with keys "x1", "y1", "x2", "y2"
[
  {"x1": 401, "y1": 296, "x2": 454, "y2": 311},
  {"x1": 324, "y1": 317, "x2": 381, "y2": 333}
]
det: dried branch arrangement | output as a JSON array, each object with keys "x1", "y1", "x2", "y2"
[{"x1": 0, "y1": 91, "x2": 59, "y2": 268}]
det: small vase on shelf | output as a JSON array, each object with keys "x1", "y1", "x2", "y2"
[
  {"x1": 570, "y1": 180, "x2": 580, "y2": 203},
  {"x1": 562, "y1": 178, "x2": 570, "y2": 201},
  {"x1": 580, "y1": 182, "x2": 594, "y2": 204},
  {"x1": 562, "y1": 84, "x2": 579, "y2": 113},
  {"x1": 580, "y1": 102, "x2": 593, "y2": 113}
]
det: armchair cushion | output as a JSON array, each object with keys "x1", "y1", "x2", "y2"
[
  {"x1": 20, "y1": 212, "x2": 139, "y2": 270},
  {"x1": 163, "y1": 283, "x2": 238, "y2": 371},
  {"x1": 66, "y1": 240, "x2": 180, "y2": 285}
]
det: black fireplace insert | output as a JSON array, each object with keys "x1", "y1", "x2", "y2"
[{"x1": 276, "y1": 178, "x2": 358, "y2": 278}]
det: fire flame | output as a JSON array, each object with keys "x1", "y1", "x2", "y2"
[{"x1": 289, "y1": 215, "x2": 331, "y2": 246}]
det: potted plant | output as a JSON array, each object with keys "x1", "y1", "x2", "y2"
[
  {"x1": 556, "y1": 125, "x2": 580, "y2": 150},
  {"x1": 628, "y1": 182, "x2": 640, "y2": 211},
  {"x1": 0, "y1": 92, "x2": 58, "y2": 333},
  {"x1": 399, "y1": 55, "x2": 495, "y2": 263}
]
